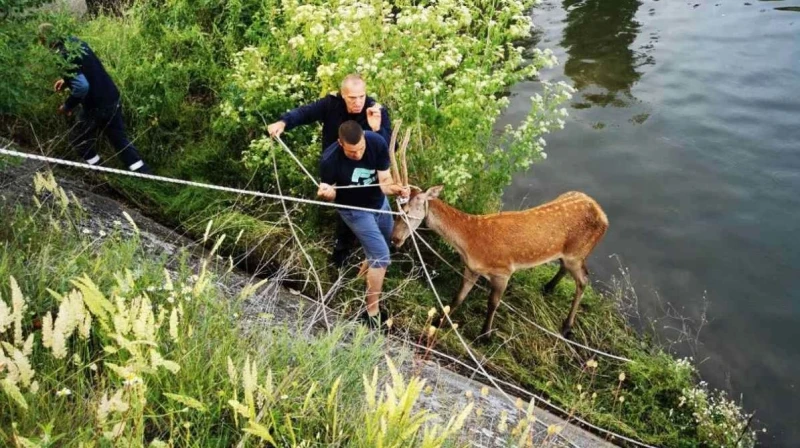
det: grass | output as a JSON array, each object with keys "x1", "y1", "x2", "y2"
[{"x1": 0, "y1": 170, "x2": 474, "y2": 447}]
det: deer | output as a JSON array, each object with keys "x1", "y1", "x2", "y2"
[{"x1": 389, "y1": 172, "x2": 609, "y2": 340}]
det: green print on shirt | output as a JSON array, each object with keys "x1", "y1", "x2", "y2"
[{"x1": 351, "y1": 167, "x2": 377, "y2": 185}]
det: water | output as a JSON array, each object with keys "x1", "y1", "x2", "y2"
[{"x1": 502, "y1": 0, "x2": 800, "y2": 445}]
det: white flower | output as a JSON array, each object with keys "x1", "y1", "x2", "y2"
[
  {"x1": 169, "y1": 307, "x2": 180, "y2": 343},
  {"x1": 124, "y1": 376, "x2": 144, "y2": 387},
  {"x1": 310, "y1": 23, "x2": 324, "y2": 36},
  {"x1": 288, "y1": 35, "x2": 306, "y2": 49},
  {"x1": 56, "y1": 388, "x2": 72, "y2": 397}
]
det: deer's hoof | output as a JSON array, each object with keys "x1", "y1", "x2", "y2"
[
  {"x1": 560, "y1": 322, "x2": 574, "y2": 340},
  {"x1": 476, "y1": 330, "x2": 493, "y2": 345}
]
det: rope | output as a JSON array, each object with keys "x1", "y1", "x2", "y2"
[
  {"x1": 0, "y1": 146, "x2": 403, "y2": 216},
  {"x1": 273, "y1": 135, "x2": 319, "y2": 188}
]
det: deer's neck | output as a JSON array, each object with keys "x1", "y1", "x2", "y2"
[{"x1": 425, "y1": 199, "x2": 474, "y2": 256}]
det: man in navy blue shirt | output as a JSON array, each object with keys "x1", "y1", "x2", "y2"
[
  {"x1": 318, "y1": 121, "x2": 409, "y2": 329},
  {"x1": 38, "y1": 23, "x2": 150, "y2": 174},
  {"x1": 268, "y1": 74, "x2": 392, "y2": 268}
]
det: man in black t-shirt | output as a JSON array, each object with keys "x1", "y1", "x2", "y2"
[{"x1": 318, "y1": 121, "x2": 409, "y2": 329}]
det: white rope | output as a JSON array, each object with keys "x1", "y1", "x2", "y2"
[
  {"x1": 0, "y1": 146, "x2": 403, "y2": 216},
  {"x1": 396, "y1": 337, "x2": 657, "y2": 448},
  {"x1": 273, "y1": 135, "x2": 319, "y2": 188},
  {"x1": 412, "y1": 231, "x2": 633, "y2": 363}
]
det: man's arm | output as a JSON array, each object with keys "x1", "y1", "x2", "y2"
[
  {"x1": 366, "y1": 104, "x2": 392, "y2": 144},
  {"x1": 378, "y1": 169, "x2": 408, "y2": 197},
  {"x1": 61, "y1": 73, "x2": 89, "y2": 113},
  {"x1": 270, "y1": 96, "x2": 330, "y2": 137},
  {"x1": 377, "y1": 107, "x2": 392, "y2": 144},
  {"x1": 318, "y1": 150, "x2": 338, "y2": 201}
]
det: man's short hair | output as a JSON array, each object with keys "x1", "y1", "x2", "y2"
[
  {"x1": 339, "y1": 120, "x2": 364, "y2": 145},
  {"x1": 37, "y1": 23, "x2": 60, "y2": 47},
  {"x1": 340, "y1": 73, "x2": 365, "y2": 91}
]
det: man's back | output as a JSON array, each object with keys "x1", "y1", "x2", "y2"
[{"x1": 60, "y1": 38, "x2": 120, "y2": 110}]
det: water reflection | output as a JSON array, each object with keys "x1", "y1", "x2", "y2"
[{"x1": 561, "y1": 0, "x2": 652, "y2": 107}]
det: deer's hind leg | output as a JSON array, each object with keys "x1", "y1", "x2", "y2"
[
  {"x1": 543, "y1": 259, "x2": 567, "y2": 295},
  {"x1": 561, "y1": 258, "x2": 589, "y2": 339}
]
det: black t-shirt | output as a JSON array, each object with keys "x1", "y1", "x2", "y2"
[{"x1": 320, "y1": 131, "x2": 390, "y2": 209}]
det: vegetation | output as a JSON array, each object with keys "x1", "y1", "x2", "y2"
[
  {"x1": 0, "y1": 171, "x2": 476, "y2": 446},
  {"x1": 0, "y1": 0, "x2": 758, "y2": 445}
]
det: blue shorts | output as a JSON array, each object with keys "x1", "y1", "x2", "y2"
[{"x1": 338, "y1": 199, "x2": 393, "y2": 269}]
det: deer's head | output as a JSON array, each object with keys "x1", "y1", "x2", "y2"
[{"x1": 391, "y1": 185, "x2": 443, "y2": 248}]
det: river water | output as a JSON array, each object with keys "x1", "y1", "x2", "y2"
[{"x1": 502, "y1": 0, "x2": 800, "y2": 445}]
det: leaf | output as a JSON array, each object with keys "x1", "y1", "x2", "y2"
[
  {"x1": 46, "y1": 288, "x2": 64, "y2": 302},
  {"x1": 239, "y1": 277, "x2": 270, "y2": 300},
  {"x1": 227, "y1": 399, "x2": 250, "y2": 418},
  {"x1": 1, "y1": 379, "x2": 28, "y2": 411},
  {"x1": 243, "y1": 421, "x2": 277, "y2": 444},
  {"x1": 13, "y1": 435, "x2": 40, "y2": 448},
  {"x1": 164, "y1": 393, "x2": 207, "y2": 412},
  {"x1": 70, "y1": 275, "x2": 114, "y2": 329}
]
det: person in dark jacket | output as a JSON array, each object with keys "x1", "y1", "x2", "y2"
[
  {"x1": 38, "y1": 23, "x2": 151, "y2": 174},
  {"x1": 268, "y1": 74, "x2": 392, "y2": 268}
]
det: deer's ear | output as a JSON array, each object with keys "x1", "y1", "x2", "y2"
[{"x1": 426, "y1": 185, "x2": 444, "y2": 198}]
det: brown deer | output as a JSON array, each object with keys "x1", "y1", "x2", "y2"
[{"x1": 390, "y1": 186, "x2": 608, "y2": 339}]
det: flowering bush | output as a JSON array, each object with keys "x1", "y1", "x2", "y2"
[
  {"x1": 682, "y1": 382, "x2": 758, "y2": 446},
  {"x1": 218, "y1": 0, "x2": 572, "y2": 209}
]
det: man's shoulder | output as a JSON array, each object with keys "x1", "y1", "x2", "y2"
[
  {"x1": 321, "y1": 142, "x2": 341, "y2": 164},
  {"x1": 365, "y1": 131, "x2": 388, "y2": 149}
]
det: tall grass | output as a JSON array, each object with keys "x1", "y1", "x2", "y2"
[{"x1": 0, "y1": 170, "x2": 474, "y2": 446}]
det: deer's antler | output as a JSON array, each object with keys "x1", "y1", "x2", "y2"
[
  {"x1": 399, "y1": 128, "x2": 411, "y2": 187},
  {"x1": 388, "y1": 120, "x2": 402, "y2": 186}
]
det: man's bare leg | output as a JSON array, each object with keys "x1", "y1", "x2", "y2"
[{"x1": 365, "y1": 266, "x2": 386, "y2": 317}]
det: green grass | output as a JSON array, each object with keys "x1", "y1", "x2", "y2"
[{"x1": 0, "y1": 174, "x2": 473, "y2": 447}]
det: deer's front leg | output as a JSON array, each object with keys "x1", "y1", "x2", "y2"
[
  {"x1": 440, "y1": 267, "x2": 480, "y2": 327},
  {"x1": 479, "y1": 275, "x2": 509, "y2": 340}
]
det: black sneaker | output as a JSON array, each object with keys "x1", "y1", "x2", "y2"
[{"x1": 359, "y1": 309, "x2": 389, "y2": 334}]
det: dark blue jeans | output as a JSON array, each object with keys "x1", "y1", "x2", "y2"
[{"x1": 69, "y1": 102, "x2": 149, "y2": 172}]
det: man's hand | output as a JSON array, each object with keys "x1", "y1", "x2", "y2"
[
  {"x1": 57, "y1": 105, "x2": 72, "y2": 117},
  {"x1": 54, "y1": 79, "x2": 65, "y2": 92},
  {"x1": 317, "y1": 183, "x2": 336, "y2": 201},
  {"x1": 387, "y1": 184, "x2": 410, "y2": 198},
  {"x1": 267, "y1": 120, "x2": 286, "y2": 138},
  {"x1": 366, "y1": 104, "x2": 382, "y2": 131}
]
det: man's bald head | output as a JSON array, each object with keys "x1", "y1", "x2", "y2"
[{"x1": 340, "y1": 74, "x2": 367, "y2": 114}]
